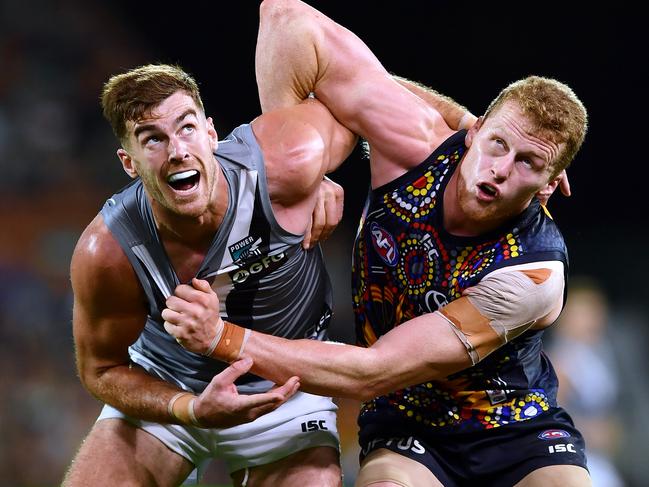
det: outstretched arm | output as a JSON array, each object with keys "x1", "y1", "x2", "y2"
[
  {"x1": 222, "y1": 312, "x2": 470, "y2": 401},
  {"x1": 163, "y1": 280, "x2": 469, "y2": 401},
  {"x1": 164, "y1": 265, "x2": 564, "y2": 401}
]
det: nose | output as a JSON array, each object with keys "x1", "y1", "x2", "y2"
[
  {"x1": 490, "y1": 155, "x2": 514, "y2": 181},
  {"x1": 168, "y1": 136, "x2": 190, "y2": 163}
]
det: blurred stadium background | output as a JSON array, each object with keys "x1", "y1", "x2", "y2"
[{"x1": 0, "y1": 1, "x2": 646, "y2": 485}]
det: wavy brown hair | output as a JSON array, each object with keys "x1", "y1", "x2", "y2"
[{"x1": 101, "y1": 64, "x2": 204, "y2": 143}]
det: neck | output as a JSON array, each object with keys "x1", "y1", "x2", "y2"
[
  {"x1": 442, "y1": 171, "x2": 472, "y2": 236},
  {"x1": 154, "y1": 208, "x2": 220, "y2": 247},
  {"x1": 153, "y1": 169, "x2": 228, "y2": 248}
]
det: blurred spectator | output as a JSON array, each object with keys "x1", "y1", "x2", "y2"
[
  {"x1": 0, "y1": 1, "x2": 152, "y2": 484},
  {"x1": 547, "y1": 277, "x2": 625, "y2": 486}
]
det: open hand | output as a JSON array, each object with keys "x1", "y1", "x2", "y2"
[{"x1": 194, "y1": 357, "x2": 300, "y2": 428}]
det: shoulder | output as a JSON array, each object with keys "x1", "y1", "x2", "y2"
[
  {"x1": 525, "y1": 203, "x2": 567, "y2": 247},
  {"x1": 72, "y1": 214, "x2": 127, "y2": 274},
  {"x1": 476, "y1": 261, "x2": 564, "y2": 301},
  {"x1": 71, "y1": 214, "x2": 142, "y2": 309}
]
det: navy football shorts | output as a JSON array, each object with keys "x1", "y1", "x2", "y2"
[{"x1": 359, "y1": 407, "x2": 588, "y2": 486}]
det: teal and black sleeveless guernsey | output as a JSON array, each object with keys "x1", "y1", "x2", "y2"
[
  {"x1": 352, "y1": 130, "x2": 569, "y2": 434},
  {"x1": 101, "y1": 124, "x2": 332, "y2": 394}
]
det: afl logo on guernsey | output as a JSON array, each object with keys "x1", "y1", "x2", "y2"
[
  {"x1": 538, "y1": 429, "x2": 571, "y2": 440},
  {"x1": 370, "y1": 222, "x2": 398, "y2": 267}
]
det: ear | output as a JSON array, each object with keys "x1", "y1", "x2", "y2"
[
  {"x1": 206, "y1": 117, "x2": 219, "y2": 152},
  {"x1": 535, "y1": 174, "x2": 561, "y2": 202},
  {"x1": 117, "y1": 148, "x2": 138, "y2": 179},
  {"x1": 464, "y1": 116, "x2": 483, "y2": 148}
]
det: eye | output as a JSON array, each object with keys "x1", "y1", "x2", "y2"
[
  {"x1": 491, "y1": 138, "x2": 507, "y2": 153},
  {"x1": 181, "y1": 124, "x2": 195, "y2": 135},
  {"x1": 143, "y1": 135, "x2": 161, "y2": 146}
]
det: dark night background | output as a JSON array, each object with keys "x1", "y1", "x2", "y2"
[
  {"x1": 0, "y1": 1, "x2": 647, "y2": 485},
  {"x1": 117, "y1": 0, "x2": 648, "y2": 305}
]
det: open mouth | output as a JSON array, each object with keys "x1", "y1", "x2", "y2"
[
  {"x1": 477, "y1": 182, "x2": 498, "y2": 198},
  {"x1": 167, "y1": 170, "x2": 200, "y2": 192}
]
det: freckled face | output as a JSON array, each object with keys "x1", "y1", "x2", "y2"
[
  {"x1": 118, "y1": 91, "x2": 219, "y2": 218},
  {"x1": 456, "y1": 101, "x2": 562, "y2": 227}
]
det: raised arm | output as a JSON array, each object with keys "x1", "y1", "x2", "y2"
[
  {"x1": 257, "y1": 0, "x2": 456, "y2": 187},
  {"x1": 257, "y1": 1, "x2": 568, "y2": 204},
  {"x1": 257, "y1": 1, "x2": 474, "y2": 128}
]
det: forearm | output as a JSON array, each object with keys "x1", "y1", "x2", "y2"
[
  {"x1": 164, "y1": 277, "x2": 473, "y2": 401},
  {"x1": 242, "y1": 332, "x2": 382, "y2": 401},
  {"x1": 394, "y1": 76, "x2": 477, "y2": 130},
  {"x1": 81, "y1": 362, "x2": 186, "y2": 424},
  {"x1": 257, "y1": 0, "x2": 322, "y2": 111},
  {"x1": 216, "y1": 313, "x2": 470, "y2": 401}
]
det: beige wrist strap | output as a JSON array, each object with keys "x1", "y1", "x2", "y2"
[{"x1": 168, "y1": 392, "x2": 202, "y2": 427}]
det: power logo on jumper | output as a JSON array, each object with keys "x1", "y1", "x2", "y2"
[{"x1": 229, "y1": 235, "x2": 263, "y2": 265}]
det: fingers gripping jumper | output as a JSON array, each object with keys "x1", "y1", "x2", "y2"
[{"x1": 204, "y1": 317, "x2": 251, "y2": 363}]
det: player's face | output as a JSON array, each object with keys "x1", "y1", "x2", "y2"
[
  {"x1": 456, "y1": 101, "x2": 562, "y2": 228},
  {"x1": 118, "y1": 91, "x2": 219, "y2": 219}
]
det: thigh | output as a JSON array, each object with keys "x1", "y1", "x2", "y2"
[
  {"x1": 358, "y1": 431, "x2": 457, "y2": 486},
  {"x1": 514, "y1": 464, "x2": 591, "y2": 487},
  {"x1": 231, "y1": 445, "x2": 341, "y2": 487},
  {"x1": 62, "y1": 418, "x2": 194, "y2": 487},
  {"x1": 355, "y1": 448, "x2": 444, "y2": 487}
]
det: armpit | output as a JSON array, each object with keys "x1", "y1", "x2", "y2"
[{"x1": 436, "y1": 261, "x2": 564, "y2": 365}]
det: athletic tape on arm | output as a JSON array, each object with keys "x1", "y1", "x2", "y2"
[{"x1": 437, "y1": 262, "x2": 564, "y2": 364}]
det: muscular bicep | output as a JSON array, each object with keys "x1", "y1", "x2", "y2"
[
  {"x1": 438, "y1": 262, "x2": 565, "y2": 365},
  {"x1": 307, "y1": 14, "x2": 450, "y2": 172},
  {"x1": 71, "y1": 217, "x2": 147, "y2": 384}
]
